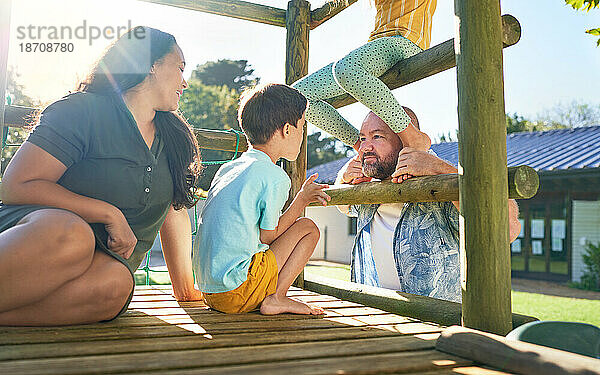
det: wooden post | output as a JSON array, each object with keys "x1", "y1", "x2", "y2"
[
  {"x1": 455, "y1": 0, "x2": 512, "y2": 334},
  {"x1": 284, "y1": 0, "x2": 310, "y2": 288},
  {"x1": 0, "y1": 0, "x2": 12, "y2": 175}
]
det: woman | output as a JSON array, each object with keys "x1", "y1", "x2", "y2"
[
  {"x1": 293, "y1": 0, "x2": 435, "y2": 154},
  {"x1": 0, "y1": 27, "x2": 203, "y2": 325}
]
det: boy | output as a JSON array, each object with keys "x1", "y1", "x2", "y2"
[{"x1": 193, "y1": 83, "x2": 330, "y2": 315}]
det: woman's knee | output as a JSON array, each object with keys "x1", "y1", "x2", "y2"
[
  {"x1": 21, "y1": 210, "x2": 95, "y2": 273},
  {"x1": 93, "y1": 262, "x2": 134, "y2": 320}
]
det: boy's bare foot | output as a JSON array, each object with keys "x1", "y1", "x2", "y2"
[
  {"x1": 398, "y1": 124, "x2": 431, "y2": 152},
  {"x1": 260, "y1": 294, "x2": 324, "y2": 315}
]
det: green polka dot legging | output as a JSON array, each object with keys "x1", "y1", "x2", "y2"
[{"x1": 292, "y1": 35, "x2": 422, "y2": 146}]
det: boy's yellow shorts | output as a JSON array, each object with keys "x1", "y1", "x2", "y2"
[{"x1": 204, "y1": 250, "x2": 278, "y2": 314}]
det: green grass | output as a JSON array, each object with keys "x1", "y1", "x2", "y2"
[
  {"x1": 512, "y1": 291, "x2": 600, "y2": 327},
  {"x1": 304, "y1": 263, "x2": 600, "y2": 327},
  {"x1": 305, "y1": 264, "x2": 351, "y2": 281},
  {"x1": 134, "y1": 269, "x2": 172, "y2": 285}
]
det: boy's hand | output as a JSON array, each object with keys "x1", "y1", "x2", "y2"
[{"x1": 298, "y1": 173, "x2": 330, "y2": 206}]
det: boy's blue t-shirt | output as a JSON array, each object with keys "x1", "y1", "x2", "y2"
[{"x1": 193, "y1": 148, "x2": 291, "y2": 293}]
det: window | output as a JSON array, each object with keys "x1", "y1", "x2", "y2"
[{"x1": 348, "y1": 217, "x2": 357, "y2": 235}]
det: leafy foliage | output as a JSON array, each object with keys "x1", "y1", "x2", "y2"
[
  {"x1": 571, "y1": 242, "x2": 600, "y2": 291},
  {"x1": 179, "y1": 80, "x2": 239, "y2": 132},
  {"x1": 178, "y1": 77, "x2": 242, "y2": 190},
  {"x1": 565, "y1": 0, "x2": 599, "y2": 11},
  {"x1": 2, "y1": 67, "x2": 38, "y2": 174},
  {"x1": 536, "y1": 100, "x2": 600, "y2": 128},
  {"x1": 306, "y1": 132, "x2": 352, "y2": 170},
  {"x1": 435, "y1": 131, "x2": 457, "y2": 143},
  {"x1": 5, "y1": 66, "x2": 39, "y2": 107},
  {"x1": 190, "y1": 59, "x2": 259, "y2": 93},
  {"x1": 565, "y1": 0, "x2": 600, "y2": 46}
]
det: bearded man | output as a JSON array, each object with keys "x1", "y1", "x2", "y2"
[{"x1": 336, "y1": 111, "x2": 521, "y2": 302}]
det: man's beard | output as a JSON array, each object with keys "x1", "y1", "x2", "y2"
[{"x1": 362, "y1": 151, "x2": 398, "y2": 180}]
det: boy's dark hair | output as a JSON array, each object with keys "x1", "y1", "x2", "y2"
[{"x1": 238, "y1": 83, "x2": 308, "y2": 145}]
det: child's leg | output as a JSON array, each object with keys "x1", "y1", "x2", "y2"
[
  {"x1": 333, "y1": 36, "x2": 431, "y2": 151},
  {"x1": 260, "y1": 218, "x2": 323, "y2": 315},
  {"x1": 293, "y1": 63, "x2": 361, "y2": 148}
]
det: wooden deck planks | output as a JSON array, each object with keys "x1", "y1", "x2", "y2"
[{"x1": 0, "y1": 285, "x2": 499, "y2": 374}]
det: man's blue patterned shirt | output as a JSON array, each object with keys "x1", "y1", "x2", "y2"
[{"x1": 349, "y1": 201, "x2": 462, "y2": 302}]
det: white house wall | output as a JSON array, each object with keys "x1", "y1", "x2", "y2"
[
  {"x1": 306, "y1": 206, "x2": 355, "y2": 264},
  {"x1": 571, "y1": 200, "x2": 600, "y2": 282}
]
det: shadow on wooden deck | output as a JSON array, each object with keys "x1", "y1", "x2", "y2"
[{"x1": 0, "y1": 285, "x2": 506, "y2": 374}]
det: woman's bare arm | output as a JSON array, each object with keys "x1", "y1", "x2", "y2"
[
  {"x1": 1, "y1": 142, "x2": 137, "y2": 258},
  {"x1": 160, "y1": 205, "x2": 203, "y2": 301}
]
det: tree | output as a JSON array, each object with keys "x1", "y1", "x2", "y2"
[
  {"x1": 178, "y1": 79, "x2": 242, "y2": 190},
  {"x1": 5, "y1": 66, "x2": 38, "y2": 107},
  {"x1": 179, "y1": 80, "x2": 239, "y2": 131},
  {"x1": 306, "y1": 132, "x2": 352, "y2": 170},
  {"x1": 190, "y1": 59, "x2": 259, "y2": 93},
  {"x1": 536, "y1": 100, "x2": 600, "y2": 128},
  {"x1": 435, "y1": 131, "x2": 457, "y2": 143},
  {"x1": 2, "y1": 67, "x2": 38, "y2": 173},
  {"x1": 565, "y1": 0, "x2": 600, "y2": 46}
]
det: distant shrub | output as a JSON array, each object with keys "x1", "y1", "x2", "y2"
[{"x1": 570, "y1": 242, "x2": 600, "y2": 292}]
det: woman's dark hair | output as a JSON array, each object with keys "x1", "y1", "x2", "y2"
[{"x1": 77, "y1": 26, "x2": 201, "y2": 209}]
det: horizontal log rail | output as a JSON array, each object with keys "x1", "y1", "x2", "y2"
[
  {"x1": 195, "y1": 128, "x2": 248, "y2": 152},
  {"x1": 4, "y1": 105, "x2": 35, "y2": 128},
  {"x1": 309, "y1": 165, "x2": 539, "y2": 206},
  {"x1": 4, "y1": 105, "x2": 250, "y2": 152},
  {"x1": 136, "y1": 0, "x2": 287, "y2": 27},
  {"x1": 327, "y1": 14, "x2": 521, "y2": 109},
  {"x1": 436, "y1": 325, "x2": 600, "y2": 374},
  {"x1": 304, "y1": 274, "x2": 537, "y2": 329},
  {"x1": 310, "y1": 0, "x2": 357, "y2": 29}
]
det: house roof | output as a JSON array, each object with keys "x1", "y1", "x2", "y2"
[{"x1": 308, "y1": 125, "x2": 600, "y2": 184}]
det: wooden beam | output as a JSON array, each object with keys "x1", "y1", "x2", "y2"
[
  {"x1": 310, "y1": 0, "x2": 357, "y2": 30},
  {"x1": 4, "y1": 105, "x2": 35, "y2": 128},
  {"x1": 304, "y1": 274, "x2": 537, "y2": 329},
  {"x1": 308, "y1": 166, "x2": 538, "y2": 206},
  {"x1": 0, "y1": 0, "x2": 12, "y2": 174},
  {"x1": 437, "y1": 326, "x2": 600, "y2": 375},
  {"x1": 284, "y1": 0, "x2": 310, "y2": 289},
  {"x1": 326, "y1": 14, "x2": 521, "y2": 109},
  {"x1": 137, "y1": 0, "x2": 287, "y2": 27},
  {"x1": 4, "y1": 105, "x2": 250, "y2": 152},
  {"x1": 455, "y1": 1, "x2": 512, "y2": 335},
  {"x1": 195, "y1": 128, "x2": 248, "y2": 152}
]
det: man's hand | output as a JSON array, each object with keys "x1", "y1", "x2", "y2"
[
  {"x1": 298, "y1": 173, "x2": 331, "y2": 206},
  {"x1": 340, "y1": 155, "x2": 371, "y2": 184},
  {"x1": 391, "y1": 148, "x2": 457, "y2": 183}
]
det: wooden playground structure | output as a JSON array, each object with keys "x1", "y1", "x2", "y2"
[{"x1": 2, "y1": 0, "x2": 599, "y2": 373}]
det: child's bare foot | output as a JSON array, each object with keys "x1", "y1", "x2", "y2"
[
  {"x1": 398, "y1": 124, "x2": 431, "y2": 151},
  {"x1": 260, "y1": 294, "x2": 324, "y2": 315}
]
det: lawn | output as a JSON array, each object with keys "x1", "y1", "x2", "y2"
[{"x1": 304, "y1": 263, "x2": 600, "y2": 327}]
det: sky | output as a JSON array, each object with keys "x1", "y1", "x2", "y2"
[{"x1": 6, "y1": 0, "x2": 600, "y2": 140}]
